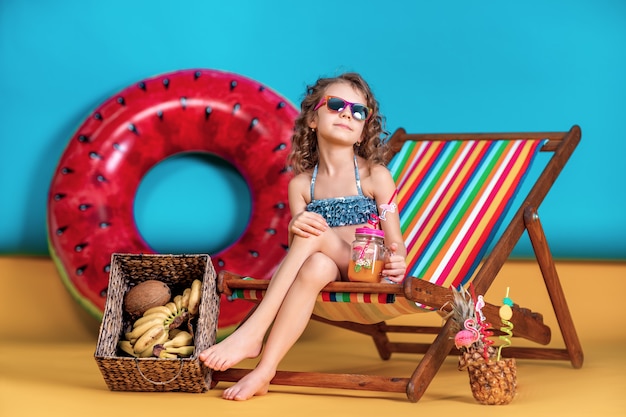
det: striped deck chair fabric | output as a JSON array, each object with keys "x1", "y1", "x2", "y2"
[
  {"x1": 230, "y1": 138, "x2": 548, "y2": 324},
  {"x1": 312, "y1": 138, "x2": 547, "y2": 323}
]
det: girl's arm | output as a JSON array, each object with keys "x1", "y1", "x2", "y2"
[{"x1": 287, "y1": 175, "x2": 328, "y2": 245}]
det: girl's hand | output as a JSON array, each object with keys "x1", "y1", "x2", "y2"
[
  {"x1": 382, "y1": 242, "x2": 407, "y2": 283},
  {"x1": 289, "y1": 211, "x2": 328, "y2": 238}
]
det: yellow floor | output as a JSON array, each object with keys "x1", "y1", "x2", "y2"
[{"x1": 1, "y1": 256, "x2": 625, "y2": 416}]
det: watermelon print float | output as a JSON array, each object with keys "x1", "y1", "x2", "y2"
[{"x1": 47, "y1": 69, "x2": 297, "y2": 338}]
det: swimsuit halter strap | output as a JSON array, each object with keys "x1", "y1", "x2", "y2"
[
  {"x1": 354, "y1": 155, "x2": 364, "y2": 196},
  {"x1": 310, "y1": 155, "x2": 363, "y2": 201},
  {"x1": 310, "y1": 164, "x2": 318, "y2": 200}
]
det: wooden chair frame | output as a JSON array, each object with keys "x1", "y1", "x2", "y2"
[{"x1": 212, "y1": 125, "x2": 584, "y2": 402}]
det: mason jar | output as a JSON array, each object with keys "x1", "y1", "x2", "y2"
[{"x1": 348, "y1": 227, "x2": 387, "y2": 282}]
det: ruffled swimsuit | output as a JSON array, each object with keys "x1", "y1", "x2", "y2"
[{"x1": 306, "y1": 156, "x2": 378, "y2": 227}]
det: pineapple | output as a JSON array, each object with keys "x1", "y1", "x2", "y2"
[
  {"x1": 447, "y1": 287, "x2": 517, "y2": 405},
  {"x1": 466, "y1": 356, "x2": 517, "y2": 405}
]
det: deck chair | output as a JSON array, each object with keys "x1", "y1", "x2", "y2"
[{"x1": 212, "y1": 125, "x2": 584, "y2": 402}]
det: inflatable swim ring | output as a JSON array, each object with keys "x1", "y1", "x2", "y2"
[{"x1": 47, "y1": 69, "x2": 298, "y2": 336}]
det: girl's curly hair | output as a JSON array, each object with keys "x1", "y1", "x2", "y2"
[{"x1": 288, "y1": 73, "x2": 389, "y2": 175}]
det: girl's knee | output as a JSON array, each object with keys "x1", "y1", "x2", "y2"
[
  {"x1": 291, "y1": 231, "x2": 327, "y2": 252},
  {"x1": 295, "y1": 253, "x2": 338, "y2": 288},
  {"x1": 291, "y1": 229, "x2": 349, "y2": 262}
]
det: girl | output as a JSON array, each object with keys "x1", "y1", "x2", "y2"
[{"x1": 199, "y1": 72, "x2": 407, "y2": 400}]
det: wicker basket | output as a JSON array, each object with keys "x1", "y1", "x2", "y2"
[{"x1": 94, "y1": 253, "x2": 220, "y2": 392}]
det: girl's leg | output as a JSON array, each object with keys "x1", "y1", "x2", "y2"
[
  {"x1": 222, "y1": 252, "x2": 341, "y2": 400},
  {"x1": 199, "y1": 228, "x2": 349, "y2": 371}
]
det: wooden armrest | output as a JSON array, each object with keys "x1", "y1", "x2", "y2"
[
  {"x1": 218, "y1": 270, "x2": 404, "y2": 296},
  {"x1": 404, "y1": 277, "x2": 551, "y2": 345}
]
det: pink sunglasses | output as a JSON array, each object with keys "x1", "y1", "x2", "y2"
[{"x1": 313, "y1": 96, "x2": 373, "y2": 121}]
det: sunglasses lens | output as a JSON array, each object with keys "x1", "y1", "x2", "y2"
[
  {"x1": 351, "y1": 104, "x2": 369, "y2": 121},
  {"x1": 326, "y1": 97, "x2": 346, "y2": 112}
]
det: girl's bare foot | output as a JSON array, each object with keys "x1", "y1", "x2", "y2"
[
  {"x1": 199, "y1": 332, "x2": 262, "y2": 371},
  {"x1": 222, "y1": 368, "x2": 275, "y2": 401}
]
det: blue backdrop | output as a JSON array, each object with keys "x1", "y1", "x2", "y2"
[{"x1": 1, "y1": 0, "x2": 625, "y2": 259}]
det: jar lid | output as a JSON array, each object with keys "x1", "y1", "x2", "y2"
[{"x1": 355, "y1": 227, "x2": 385, "y2": 238}]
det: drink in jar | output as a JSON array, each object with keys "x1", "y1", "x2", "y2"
[
  {"x1": 347, "y1": 227, "x2": 386, "y2": 283},
  {"x1": 348, "y1": 258, "x2": 385, "y2": 282}
]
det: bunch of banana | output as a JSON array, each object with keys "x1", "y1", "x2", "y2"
[
  {"x1": 118, "y1": 302, "x2": 179, "y2": 357},
  {"x1": 117, "y1": 279, "x2": 202, "y2": 358}
]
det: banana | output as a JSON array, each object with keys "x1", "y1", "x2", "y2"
[
  {"x1": 136, "y1": 330, "x2": 169, "y2": 357},
  {"x1": 133, "y1": 324, "x2": 168, "y2": 354},
  {"x1": 163, "y1": 330, "x2": 193, "y2": 348},
  {"x1": 181, "y1": 288, "x2": 191, "y2": 311},
  {"x1": 137, "y1": 347, "x2": 156, "y2": 358},
  {"x1": 187, "y1": 279, "x2": 202, "y2": 316},
  {"x1": 142, "y1": 305, "x2": 173, "y2": 317},
  {"x1": 169, "y1": 328, "x2": 182, "y2": 338},
  {"x1": 173, "y1": 295, "x2": 183, "y2": 312},
  {"x1": 125, "y1": 317, "x2": 167, "y2": 343},
  {"x1": 158, "y1": 350, "x2": 178, "y2": 359},
  {"x1": 118, "y1": 340, "x2": 137, "y2": 357},
  {"x1": 131, "y1": 312, "x2": 170, "y2": 329},
  {"x1": 164, "y1": 345, "x2": 194, "y2": 357},
  {"x1": 165, "y1": 301, "x2": 178, "y2": 315}
]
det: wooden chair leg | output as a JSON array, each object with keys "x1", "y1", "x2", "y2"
[
  {"x1": 406, "y1": 318, "x2": 456, "y2": 402},
  {"x1": 524, "y1": 207, "x2": 584, "y2": 368}
]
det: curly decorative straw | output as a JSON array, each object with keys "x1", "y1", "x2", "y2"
[{"x1": 497, "y1": 287, "x2": 515, "y2": 361}]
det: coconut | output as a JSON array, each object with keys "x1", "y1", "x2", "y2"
[{"x1": 123, "y1": 279, "x2": 171, "y2": 317}]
